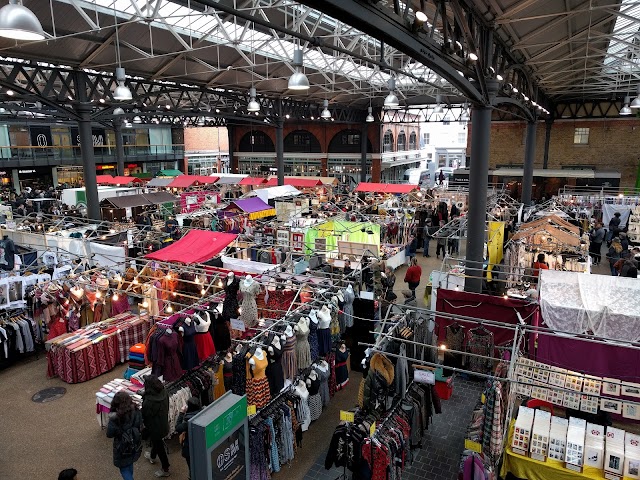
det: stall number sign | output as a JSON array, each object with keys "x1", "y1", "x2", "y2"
[
  {"x1": 464, "y1": 439, "x2": 482, "y2": 453},
  {"x1": 414, "y1": 369, "x2": 435, "y2": 385},
  {"x1": 370, "y1": 422, "x2": 376, "y2": 436},
  {"x1": 247, "y1": 405, "x2": 256, "y2": 416},
  {"x1": 340, "y1": 411, "x2": 355, "y2": 423},
  {"x1": 230, "y1": 318, "x2": 245, "y2": 332}
]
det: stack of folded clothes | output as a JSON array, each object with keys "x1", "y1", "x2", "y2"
[{"x1": 124, "y1": 343, "x2": 146, "y2": 379}]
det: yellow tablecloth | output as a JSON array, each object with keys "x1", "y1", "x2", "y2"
[{"x1": 501, "y1": 420, "x2": 632, "y2": 480}]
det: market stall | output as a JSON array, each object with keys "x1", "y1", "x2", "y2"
[
  {"x1": 220, "y1": 197, "x2": 276, "y2": 224},
  {"x1": 303, "y1": 219, "x2": 380, "y2": 258},
  {"x1": 144, "y1": 230, "x2": 237, "y2": 263},
  {"x1": 167, "y1": 174, "x2": 219, "y2": 189}
]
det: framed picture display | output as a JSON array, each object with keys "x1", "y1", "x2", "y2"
[
  {"x1": 548, "y1": 367, "x2": 567, "y2": 388},
  {"x1": 533, "y1": 362, "x2": 550, "y2": 384},
  {"x1": 565, "y1": 371, "x2": 584, "y2": 392},
  {"x1": 582, "y1": 376, "x2": 602, "y2": 395},
  {"x1": 291, "y1": 232, "x2": 304, "y2": 252},
  {"x1": 531, "y1": 385, "x2": 549, "y2": 401},
  {"x1": 602, "y1": 377, "x2": 621, "y2": 397},
  {"x1": 600, "y1": 398, "x2": 623, "y2": 414},
  {"x1": 547, "y1": 387, "x2": 565, "y2": 406},
  {"x1": 623, "y1": 382, "x2": 640, "y2": 398},
  {"x1": 563, "y1": 391, "x2": 581, "y2": 410},
  {"x1": 623, "y1": 402, "x2": 640, "y2": 420},
  {"x1": 276, "y1": 229, "x2": 289, "y2": 246},
  {"x1": 580, "y1": 394, "x2": 599, "y2": 415}
]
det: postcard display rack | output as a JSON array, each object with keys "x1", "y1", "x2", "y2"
[
  {"x1": 549, "y1": 416, "x2": 568, "y2": 461},
  {"x1": 512, "y1": 406, "x2": 535, "y2": 456},
  {"x1": 530, "y1": 409, "x2": 551, "y2": 461},
  {"x1": 565, "y1": 417, "x2": 587, "y2": 472},
  {"x1": 605, "y1": 426, "x2": 625, "y2": 480}
]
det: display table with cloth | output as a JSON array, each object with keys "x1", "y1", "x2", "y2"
[
  {"x1": 95, "y1": 377, "x2": 144, "y2": 427},
  {"x1": 47, "y1": 312, "x2": 152, "y2": 384},
  {"x1": 501, "y1": 421, "x2": 608, "y2": 480}
]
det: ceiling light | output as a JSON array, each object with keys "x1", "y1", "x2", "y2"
[
  {"x1": 433, "y1": 93, "x2": 443, "y2": 113},
  {"x1": 523, "y1": 95, "x2": 529, "y2": 101},
  {"x1": 384, "y1": 78, "x2": 399, "y2": 108},
  {"x1": 496, "y1": 73, "x2": 504, "y2": 81},
  {"x1": 320, "y1": 99, "x2": 331, "y2": 119},
  {"x1": 512, "y1": 87, "x2": 519, "y2": 93},
  {"x1": 288, "y1": 49, "x2": 310, "y2": 90},
  {"x1": 133, "y1": 116, "x2": 142, "y2": 124},
  {"x1": 620, "y1": 96, "x2": 633, "y2": 116},
  {"x1": 366, "y1": 106, "x2": 374, "y2": 123},
  {"x1": 467, "y1": 52, "x2": 478, "y2": 62},
  {"x1": 415, "y1": 11, "x2": 427, "y2": 23},
  {"x1": 247, "y1": 86, "x2": 260, "y2": 112},
  {"x1": 631, "y1": 86, "x2": 640, "y2": 109},
  {"x1": 5, "y1": 89, "x2": 13, "y2": 96},
  {"x1": 112, "y1": 67, "x2": 132, "y2": 101},
  {"x1": 0, "y1": 1, "x2": 45, "y2": 41},
  {"x1": 113, "y1": 107, "x2": 124, "y2": 115},
  {"x1": 460, "y1": 103, "x2": 470, "y2": 122}
]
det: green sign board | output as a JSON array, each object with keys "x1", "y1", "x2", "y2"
[{"x1": 205, "y1": 394, "x2": 247, "y2": 449}]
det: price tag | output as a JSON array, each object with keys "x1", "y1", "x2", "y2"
[
  {"x1": 481, "y1": 393, "x2": 486, "y2": 404},
  {"x1": 247, "y1": 405, "x2": 257, "y2": 416},
  {"x1": 414, "y1": 369, "x2": 435, "y2": 385},
  {"x1": 370, "y1": 422, "x2": 376, "y2": 436},
  {"x1": 464, "y1": 439, "x2": 482, "y2": 453},
  {"x1": 340, "y1": 410, "x2": 355, "y2": 423},
  {"x1": 230, "y1": 318, "x2": 246, "y2": 332}
]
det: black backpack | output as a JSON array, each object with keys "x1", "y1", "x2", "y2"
[{"x1": 119, "y1": 425, "x2": 141, "y2": 457}]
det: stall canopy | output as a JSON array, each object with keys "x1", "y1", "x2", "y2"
[
  {"x1": 239, "y1": 177, "x2": 267, "y2": 186},
  {"x1": 168, "y1": 175, "x2": 219, "y2": 188},
  {"x1": 157, "y1": 169, "x2": 183, "y2": 177},
  {"x1": 145, "y1": 230, "x2": 237, "y2": 263},
  {"x1": 146, "y1": 177, "x2": 174, "y2": 187},
  {"x1": 519, "y1": 215, "x2": 579, "y2": 234},
  {"x1": 223, "y1": 197, "x2": 276, "y2": 220},
  {"x1": 265, "y1": 177, "x2": 323, "y2": 187},
  {"x1": 96, "y1": 175, "x2": 115, "y2": 185},
  {"x1": 510, "y1": 224, "x2": 581, "y2": 248},
  {"x1": 215, "y1": 174, "x2": 248, "y2": 185},
  {"x1": 102, "y1": 192, "x2": 177, "y2": 209},
  {"x1": 249, "y1": 185, "x2": 301, "y2": 203},
  {"x1": 110, "y1": 176, "x2": 143, "y2": 185},
  {"x1": 355, "y1": 183, "x2": 418, "y2": 194}
]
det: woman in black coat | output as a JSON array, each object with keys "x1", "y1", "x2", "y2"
[
  {"x1": 175, "y1": 397, "x2": 203, "y2": 476},
  {"x1": 141, "y1": 375, "x2": 171, "y2": 477},
  {"x1": 106, "y1": 391, "x2": 143, "y2": 480}
]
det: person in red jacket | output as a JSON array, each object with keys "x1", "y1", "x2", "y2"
[{"x1": 403, "y1": 257, "x2": 422, "y2": 298}]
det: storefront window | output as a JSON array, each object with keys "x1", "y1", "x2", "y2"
[
  {"x1": 57, "y1": 166, "x2": 84, "y2": 187},
  {"x1": 383, "y1": 130, "x2": 394, "y2": 153},
  {"x1": 397, "y1": 131, "x2": 406, "y2": 151},
  {"x1": 409, "y1": 132, "x2": 417, "y2": 150}
]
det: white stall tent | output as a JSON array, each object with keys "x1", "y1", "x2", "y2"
[{"x1": 539, "y1": 269, "x2": 640, "y2": 342}]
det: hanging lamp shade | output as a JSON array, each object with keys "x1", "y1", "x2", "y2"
[
  {"x1": 112, "y1": 67, "x2": 132, "y2": 101},
  {"x1": 630, "y1": 86, "x2": 640, "y2": 109},
  {"x1": 320, "y1": 99, "x2": 331, "y2": 119},
  {"x1": 620, "y1": 97, "x2": 632, "y2": 116},
  {"x1": 0, "y1": 1, "x2": 45, "y2": 41},
  {"x1": 384, "y1": 78, "x2": 399, "y2": 108},
  {"x1": 247, "y1": 87, "x2": 260, "y2": 112},
  {"x1": 366, "y1": 106, "x2": 374, "y2": 122},
  {"x1": 288, "y1": 49, "x2": 310, "y2": 90},
  {"x1": 113, "y1": 107, "x2": 125, "y2": 115},
  {"x1": 433, "y1": 93, "x2": 443, "y2": 113}
]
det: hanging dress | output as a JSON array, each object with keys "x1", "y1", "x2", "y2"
[
  {"x1": 180, "y1": 321, "x2": 200, "y2": 370},
  {"x1": 246, "y1": 353, "x2": 271, "y2": 408},
  {"x1": 307, "y1": 375, "x2": 323, "y2": 421},
  {"x1": 266, "y1": 342, "x2": 285, "y2": 395},
  {"x1": 210, "y1": 310, "x2": 231, "y2": 352},
  {"x1": 316, "y1": 308, "x2": 332, "y2": 357},
  {"x1": 308, "y1": 317, "x2": 320, "y2": 362},
  {"x1": 335, "y1": 348, "x2": 350, "y2": 389},
  {"x1": 295, "y1": 319, "x2": 312, "y2": 370},
  {"x1": 222, "y1": 278, "x2": 240, "y2": 322},
  {"x1": 342, "y1": 288, "x2": 355, "y2": 328},
  {"x1": 194, "y1": 314, "x2": 216, "y2": 361},
  {"x1": 240, "y1": 280, "x2": 261, "y2": 329},
  {"x1": 282, "y1": 333, "x2": 297, "y2": 380},
  {"x1": 223, "y1": 356, "x2": 233, "y2": 392}
]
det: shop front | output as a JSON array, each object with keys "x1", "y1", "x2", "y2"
[
  {"x1": 17, "y1": 166, "x2": 53, "y2": 191},
  {"x1": 56, "y1": 166, "x2": 84, "y2": 187},
  {"x1": 237, "y1": 154, "x2": 321, "y2": 176},
  {"x1": 95, "y1": 164, "x2": 117, "y2": 175}
]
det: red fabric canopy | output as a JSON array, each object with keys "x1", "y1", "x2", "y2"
[
  {"x1": 239, "y1": 177, "x2": 267, "y2": 186},
  {"x1": 354, "y1": 182, "x2": 418, "y2": 193},
  {"x1": 145, "y1": 231, "x2": 237, "y2": 263},
  {"x1": 265, "y1": 177, "x2": 322, "y2": 187},
  {"x1": 111, "y1": 176, "x2": 143, "y2": 185},
  {"x1": 96, "y1": 175, "x2": 114, "y2": 185},
  {"x1": 193, "y1": 175, "x2": 219, "y2": 185}
]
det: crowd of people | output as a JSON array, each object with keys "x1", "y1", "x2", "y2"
[{"x1": 588, "y1": 212, "x2": 639, "y2": 277}]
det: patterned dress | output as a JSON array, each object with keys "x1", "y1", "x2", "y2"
[
  {"x1": 246, "y1": 353, "x2": 271, "y2": 408},
  {"x1": 342, "y1": 287, "x2": 355, "y2": 328},
  {"x1": 308, "y1": 318, "x2": 320, "y2": 362},
  {"x1": 335, "y1": 348, "x2": 350, "y2": 389},
  {"x1": 282, "y1": 333, "x2": 297, "y2": 380},
  {"x1": 222, "y1": 278, "x2": 240, "y2": 322},
  {"x1": 240, "y1": 280, "x2": 261, "y2": 328},
  {"x1": 295, "y1": 319, "x2": 312, "y2": 370}
]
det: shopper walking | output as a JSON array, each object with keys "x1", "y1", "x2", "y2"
[
  {"x1": 381, "y1": 265, "x2": 396, "y2": 302},
  {"x1": 106, "y1": 391, "x2": 143, "y2": 480},
  {"x1": 607, "y1": 212, "x2": 622, "y2": 244},
  {"x1": 607, "y1": 237, "x2": 624, "y2": 276},
  {"x1": 175, "y1": 397, "x2": 203, "y2": 478},
  {"x1": 403, "y1": 257, "x2": 422, "y2": 298},
  {"x1": 588, "y1": 222, "x2": 605, "y2": 265},
  {"x1": 141, "y1": 375, "x2": 171, "y2": 477},
  {"x1": 422, "y1": 219, "x2": 432, "y2": 257},
  {"x1": 531, "y1": 253, "x2": 549, "y2": 279},
  {"x1": 435, "y1": 221, "x2": 446, "y2": 258}
]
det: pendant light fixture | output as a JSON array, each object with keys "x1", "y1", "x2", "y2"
[
  {"x1": 288, "y1": 48, "x2": 309, "y2": 90},
  {"x1": 111, "y1": 10, "x2": 132, "y2": 102},
  {"x1": 460, "y1": 103, "x2": 470, "y2": 122},
  {"x1": 113, "y1": 107, "x2": 125, "y2": 115},
  {"x1": 630, "y1": 85, "x2": 640, "y2": 109},
  {"x1": 366, "y1": 106, "x2": 374, "y2": 123},
  {"x1": 320, "y1": 99, "x2": 331, "y2": 119},
  {"x1": 620, "y1": 96, "x2": 632, "y2": 116},
  {"x1": 433, "y1": 93, "x2": 443, "y2": 113},
  {"x1": 384, "y1": 78, "x2": 399, "y2": 108},
  {"x1": 0, "y1": 0, "x2": 45, "y2": 41},
  {"x1": 247, "y1": 87, "x2": 260, "y2": 112}
]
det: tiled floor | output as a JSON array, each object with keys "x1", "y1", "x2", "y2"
[{"x1": 303, "y1": 376, "x2": 486, "y2": 480}]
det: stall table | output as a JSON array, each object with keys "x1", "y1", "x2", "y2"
[{"x1": 47, "y1": 312, "x2": 152, "y2": 384}]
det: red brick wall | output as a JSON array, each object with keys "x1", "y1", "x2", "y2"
[
  {"x1": 184, "y1": 126, "x2": 229, "y2": 152},
  {"x1": 381, "y1": 123, "x2": 420, "y2": 151},
  {"x1": 470, "y1": 119, "x2": 640, "y2": 188}
]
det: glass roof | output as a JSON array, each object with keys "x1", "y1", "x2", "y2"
[
  {"x1": 87, "y1": 0, "x2": 447, "y2": 92},
  {"x1": 602, "y1": 0, "x2": 640, "y2": 74}
]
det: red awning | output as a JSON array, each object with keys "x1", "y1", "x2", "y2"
[
  {"x1": 193, "y1": 175, "x2": 219, "y2": 185},
  {"x1": 145, "y1": 231, "x2": 237, "y2": 263},
  {"x1": 265, "y1": 177, "x2": 323, "y2": 187},
  {"x1": 354, "y1": 183, "x2": 418, "y2": 194},
  {"x1": 110, "y1": 176, "x2": 143, "y2": 185},
  {"x1": 239, "y1": 177, "x2": 267, "y2": 186},
  {"x1": 96, "y1": 175, "x2": 114, "y2": 185},
  {"x1": 168, "y1": 175, "x2": 199, "y2": 188}
]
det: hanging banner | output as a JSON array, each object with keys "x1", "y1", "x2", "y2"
[{"x1": 486, "y1": 221, "x2": 505, "y2": 281}]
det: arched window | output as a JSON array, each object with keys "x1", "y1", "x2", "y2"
[
  {"x1": 283, "y1": 130, "x2": 321, "y2": 153},
  {"x1": 238, "y1": 130, "x2": 274, "y2": 152},
  {"x1": 397, "y1": 131, "x2": 406, "y2": 151},
  {"x1": 328, "y1": 129, "x2": 373, "y2": 153},
  {"x1": 383, "y1": 130, "x2": 394, "y2": 153},
  {"x1": 409, "y1": 132, "x2": 417, "y2": 150}
]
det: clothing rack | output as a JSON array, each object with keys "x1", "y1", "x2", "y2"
[
  {"x1": 372, "y1": 380, "x2": 416, "y2": 438},
  {"x1": 249, "y1": 384, "x2": 296, "y2": 426}
]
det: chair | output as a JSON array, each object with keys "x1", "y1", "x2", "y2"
[{"x1": 526, "y1": 398, "x2": 554, "y2": 416}]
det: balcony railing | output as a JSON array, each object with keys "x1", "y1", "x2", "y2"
[{"x1": 0, "y1": 144, "x2": 185, "y2": 165}]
